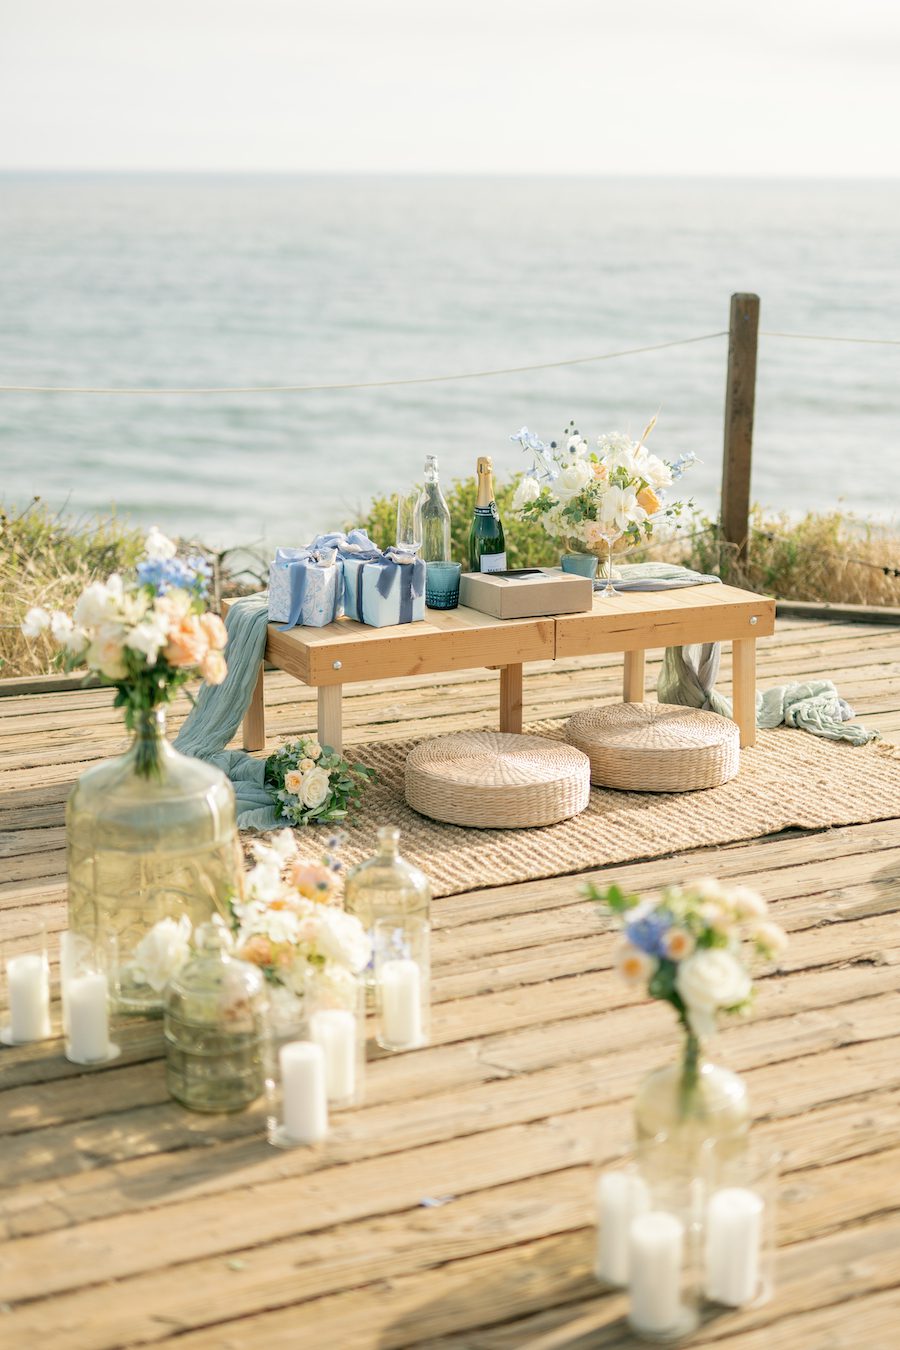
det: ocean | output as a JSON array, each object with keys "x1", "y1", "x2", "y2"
[{"x1": 1, "y1": 173, "x2": 898, "y2": 551}]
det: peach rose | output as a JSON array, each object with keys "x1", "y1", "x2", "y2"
[
  {"x1": 239, "y1": 935, "x2": 273, "y2": 966},
  {"x1": 199, "y1": 612, "x2": 228, "y2": 651},
  {"x1": 164, "y1": 614, "x2": 208, "y2": 668},
  {"x1": 291, "y1": 861, "x2": 336, "y2": 902},
  {"x1": 592, "y1": 461, "x2": 608, "y2": 480},
  {"x1": 284, "y1": 768, "x2": 305, "y2": 795},
  {"x1": 637, "y1": 486, "x2": 661, "y2": 515},
  {"x1": 200, "y1": 650, "x2": 227, "y2": 685}
]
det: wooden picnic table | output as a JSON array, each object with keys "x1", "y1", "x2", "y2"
[
  {"x1": 238, "y1": 582, "x2": 774, "y2": 754},
  {"x1": 1, "y1": 614, "x2": 898, "y2": 1348}
]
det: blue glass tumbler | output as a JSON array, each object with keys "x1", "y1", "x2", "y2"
[{"x1": 425, "y1": 562, "x2": 461, "y2": 610}]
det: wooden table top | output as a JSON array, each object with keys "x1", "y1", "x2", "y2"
[{"x1": 252, "y1": 583, "x2": 775, "y2": 687}]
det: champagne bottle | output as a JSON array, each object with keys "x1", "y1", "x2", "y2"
[
  {"x1": 417, "y1": 455, "x2": 452, "y2": 562},
  {"x1": 468, "y1": 456, "x2": 507, "y2": 572}
]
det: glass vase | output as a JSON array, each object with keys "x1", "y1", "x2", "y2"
[
  {"x1": 164, "y1": 919, "x2": 268, "y2": 1113},
  {"x1": 634, "y1": 1032, "x2": 750, "y2": 1156},
  {"x1": 344, "y1": 826, "x2": 431, "y2": 988},
  {"x1": 66, "y1": 707, "x2": 243, "y2": 1016}
]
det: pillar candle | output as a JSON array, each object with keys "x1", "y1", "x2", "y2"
[
  {"x1": 628, "y1": 1211, "x2": 684, "y2": 1335},
  {"x1": 310, "y1": 1008, "x2": 357, "y2": 1103},
  {"x1": 380, "y1": 957, "x2": 422, "y2": 1047},
  {"x1": 66, "y1": 971, "x2": 110, "y2": 1063},
  {"x1": 594, "y1": 1170, "x2": 650, "y2": 1285},
  {"x1": 280, "y1": 1040, "x2": 328, "y2": 1144},
  {"x1": 705, "y1": 1187, "x2": 763, "y2": 1306},
  {"x1": 7, "y1": 954, "x2": 51, "y2": 1042}
]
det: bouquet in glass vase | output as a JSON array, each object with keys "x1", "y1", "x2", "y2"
[
  {"x1": 21, "y1": 528, "x2": 240, "y2": 1015},
  {"x1": 21, "y1": 526, "x2": 227, "y2": 777},
  {"x1": 586, "y1": 876, "x2": 788, "y2": 1150},
  {"x1": 510, "y1": 420, "x2": 695, "y2": 595}
]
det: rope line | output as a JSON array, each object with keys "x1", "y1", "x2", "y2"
[
  {"x1": 0, "y1": 332, "x2": 727, "y2": 395},
  {"x1": 760, "y1": 331, "x2": 900, "y2": 347}
]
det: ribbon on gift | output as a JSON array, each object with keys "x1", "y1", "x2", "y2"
[
  {"x1": 272, "y1": 545, "x2": 340, "y2": 631},
  {"x1": 311, "y1": 529, "x2": 383, "y2": 560},
  {"x1": 351, "y1": 548, "x2": 426, "y2": 625}
]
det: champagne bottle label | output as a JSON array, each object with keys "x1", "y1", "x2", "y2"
[{"x1": 479, "y1": 551, "x2": 507, "y2": 572}]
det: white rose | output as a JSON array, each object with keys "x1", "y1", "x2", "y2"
[
  {"x1": 144, "y1": 526, "x2": 178, "y2": 560},
  {"x1": 307, "y1": 742, "x2": 323, "y2": 760},
  {"x1": 300, "y1": 767, "x2": 331, "y2": 811},
  {"x1": 86, "y1": 623, "x2": 129, "y2": 680},
  {"x1": 634, "y1": 446, "x2": 673, "y2": 490},
  {"x1": 511, "y1": 475, "x2": 541, "y2": 512},
  {"x1": 21, "y1": 606, "x2": 51, "y2": 638},
  {"x1": 74, "y1": 575, "x2": 125, "y2": 629},
  {"x1": 125, "y1": 617, "x2": 168, "y2": 667},
  {"x1": 675, "y1": 949, "x2": 752, "y2": 1037},
  {"x1": 131, "y1": 915, "x2": 192, "y2": 992},
  {"x1": 298, "y1": 758, "x2": 315, "y2": 773},
  {"x1": 316, "y1": 908, "x2": 372, "y2": 972},
  {"x1": 752, "y1": 920, "x2": 789, "y2": 959},
  {"x1": 555, "y1": 459, "x2": 593, "y2": 502},
  {"x1": 730, "y1": 886, "x2": 767, "y2": 920}
]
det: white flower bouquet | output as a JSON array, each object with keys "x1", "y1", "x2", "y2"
[
  {"x1": 587, "y1": 877, "x2": 788, "y2": 1041},
  {"x1": 264, "y1": 734, "x2": 375, "y2": 827},
  {"x1": 510, "y1": 420, "x2": 695, "y2": 592},
  {"x1": 229, "y1": 829, "x2": 371, "y2": 1020},
  {"x1": 21, "y1": 527, "x2": 227, "y2": 776}
]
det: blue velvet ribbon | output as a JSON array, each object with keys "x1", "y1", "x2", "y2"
[
  {"x1": 349, "y1": 549, "x2": 425, "y2": 624},
  {"x1": 273, "y1": 545, "x2": 341, "y2": 631}
]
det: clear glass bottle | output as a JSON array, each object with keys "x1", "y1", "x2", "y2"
[
  {"x1": 164, "y1": 918, "x2": 268, "y2": 1113},
  {"x1": 416, "y1": 454, "x2": 452, "y2": 562},
  {"x1": 468, "y1": 455, "x2": 506, "y2": 572},
  {"x1": 343, "y1": 827, "x2": 431, "y2": 986},
  {"x1": 66, "y1": 708, "x2": 242, "y2": 1016}
]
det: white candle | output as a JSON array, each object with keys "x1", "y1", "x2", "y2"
[
  {"x1": 628, "y1": 1211, "x2": 684, "y2": 1335},
  {"x1": 594, "y1": 1170, "x2": 650, "y2": 1285},
  {"x1": 380, "y1": 957, "x2": 422, "y2": 1047},
  {"x1": 310, "y1": 1008, "x2": 357, "y2": 1103},
  {"x1": 705, "y1": 1186, "x2": 764, "y2": 1306},
  {"x1": 280, "y1": 1040, "x2": 328, "y2": 1144},
  {"x1": 7, "y1": 954, "x2": 51, "y2": 1042},
  {"x1": 66, "y1": 971, "x2": 110, "y2": 1063}
]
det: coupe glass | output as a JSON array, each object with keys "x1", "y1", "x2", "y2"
[{"x1": 396, "y1": 491, "x2": 422, "y2": 556}]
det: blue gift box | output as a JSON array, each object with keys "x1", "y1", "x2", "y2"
[
  {"x1": 342, "y1": 549, "x2": 426, "y2": 627},
  {"x1": 268, "y1": 546, "x2": 343, "y2": 629}
]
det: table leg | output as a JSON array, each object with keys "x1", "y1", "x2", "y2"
[
  {"x1": 499, "y1": 664, "x2": 523, "y2": 734},
  {"x1": 242, "y1": 662, "x2": 266, "y2": 751},
  {"x1": 318, "y1": 685, "x2": 343, "y2": 754},
  {"x1": 732, "y1": 638, "x2": 757, "y2": 748},
  {"x1": 623, "y1": 649, "x2": 646, "y2": 703}
]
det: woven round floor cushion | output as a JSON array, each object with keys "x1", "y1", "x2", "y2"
[
  {"x1": 565, "y1": 702, "x2": 740, "y2": 793},
  {"x1": 405, "y1": 731, "x2": 591, "y2": 828}
]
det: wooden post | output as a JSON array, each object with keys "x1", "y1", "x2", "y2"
[{"x1": 720, "y1": 292, "x2": 760, "y2": 563}]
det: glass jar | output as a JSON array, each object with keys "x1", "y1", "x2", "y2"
[
  {"x1": 374, "y1": 914, "x2": 431, "y2": 1051},
  {"x1": 343, "y1": 827, "x2": 431, "y2": 986},
  {"x1": 635, "y1": 1033, "x2": 750, "y2": 1156},
  {"x1": 66, "y1": 708, "x2": 243, "y2": 1016},
  {"x1": 164, "y1": 919, "x2": 268, "y2": 1113}
]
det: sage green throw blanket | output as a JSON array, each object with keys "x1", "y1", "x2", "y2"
[{"x1": 175, "y1": 577, "x2": 875, "y2": 830}]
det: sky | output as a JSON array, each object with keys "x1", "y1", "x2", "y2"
[{"x1": 1, "y1": 0, "x2": 899, "y2": 176}]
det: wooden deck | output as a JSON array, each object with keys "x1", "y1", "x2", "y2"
[{"x1": 1, "y1": 615, "x2": 899, "y2": 1349}]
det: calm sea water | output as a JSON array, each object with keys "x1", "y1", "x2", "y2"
[{"x1": 1, "y1": 173, "x2": 898, "y2": 549}]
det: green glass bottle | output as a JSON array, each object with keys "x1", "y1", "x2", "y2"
[{"x1": 468, "y1": 456, "x2": 507, "y2": 572}]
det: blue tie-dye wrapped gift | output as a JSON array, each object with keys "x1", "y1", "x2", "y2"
[
  {"x1": 268, "y1": 545, "x2": 343, "y2": 628},
  {"x1": 342, "y1": 547, "x2": 426, "y2": 627}
]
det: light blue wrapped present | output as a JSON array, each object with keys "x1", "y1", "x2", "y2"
[
  {"x1": 342, "y1": 547, "x2": 426, "y2": 627},
  {"x1": 268, "y1": 545, "x2": 343, "y2": 629}
]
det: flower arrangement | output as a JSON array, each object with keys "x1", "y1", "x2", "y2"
[
  {"x1": 265, "y1": 735, "x2": 375, "y2": 826},
  {"x1": 229, "y1": 828, "x2": 371, "y2": 1023},
  {"x1": 587, "y1": 877, "x2": 788, "y2": 1040},
  {"x1": 21, "y1": 526, "x2": 226, "y2": 776},
  {"x1": 510, "y1": 419, "x2": 695, "y2": 562}
]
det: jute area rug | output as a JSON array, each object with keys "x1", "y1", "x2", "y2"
[{"x1": 265, "y1": 725, "x2": 900, "y2": 899}]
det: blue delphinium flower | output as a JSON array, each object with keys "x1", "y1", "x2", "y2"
[
  {"x1": 625, "y1": 908, "x2": 672, "y2": 957},
  {"x1": 668, "y1": 452, "x2": 699, "y2": 481},
  {"x1": 138, "y1": 555, "x2": 211, "y2": 598}
]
